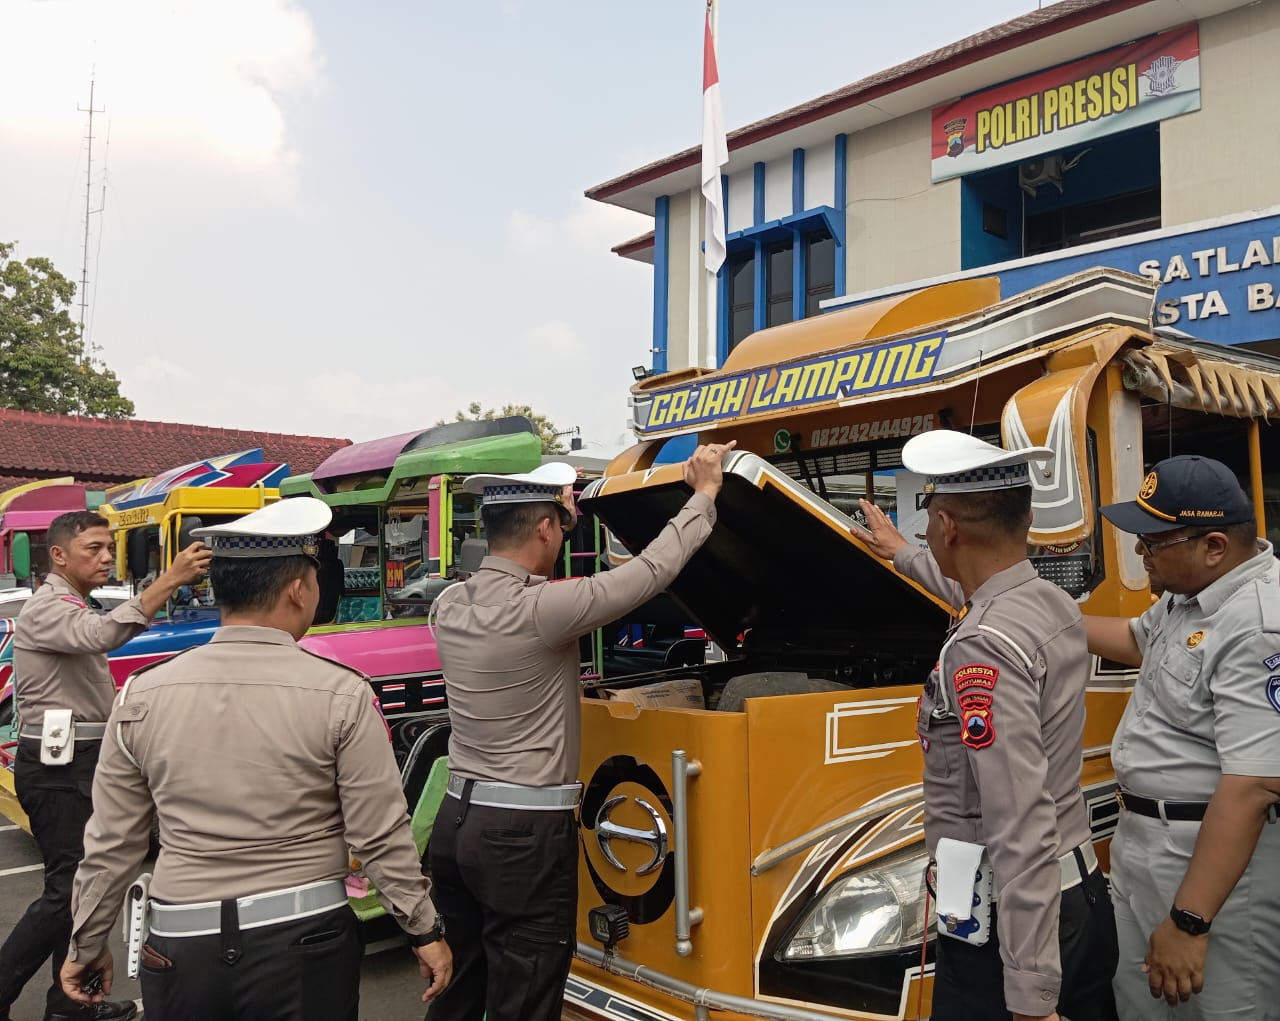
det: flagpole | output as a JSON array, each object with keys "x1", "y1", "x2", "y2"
[
  {"x1": 708, "y1": 0, "x2": 719, "y2": 368},
  {"x1": 702, "y1": 0, "x2": 727, "y2": 369},
  {"x1": 710, "y1": 0, "x2": 718, "y2": 369}
]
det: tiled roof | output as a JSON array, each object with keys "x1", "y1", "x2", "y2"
[
  {"x1": 587, "y1": 0, "x2": 1149, "y2": 201},
  {"x1": 0, "y1": 409, "x2": 351, "y2": 487}
]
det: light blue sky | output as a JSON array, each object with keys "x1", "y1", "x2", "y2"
[{"x1": 1, "y1": 0, "x2": 1034, "y2": 454}]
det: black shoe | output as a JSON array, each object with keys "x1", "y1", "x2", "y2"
[{"x1": 43, "y1": 1001, "x2": 139, "y2": 1021}]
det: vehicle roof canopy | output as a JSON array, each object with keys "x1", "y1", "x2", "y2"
[
  {"x1": 282, "y1": 418, "x2": 543, "y2": 507},
  {"x1": 102, "y1": 449, "x2": 287, "y2": 513},
  {"x1": 0, "y1": 480, "x2": 88, "y2": 530},
  {"x1": 627, "y1": 268, "x2": 1156, "y2": 443}
]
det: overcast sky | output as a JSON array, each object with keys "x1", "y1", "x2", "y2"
[{"x1": 1, "y1": 0, "x2": 1034, "y2": 455}]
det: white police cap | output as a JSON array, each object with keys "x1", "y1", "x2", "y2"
[
  {"x1": 461, "y1": 462, "x2": 577, "y2": 506},
  {"x1": 191, "y1": 497, "x2": 332, "y2": 559},
  {"x1": 902, "y1": 430, "x2": 1053, "y2": 496}
]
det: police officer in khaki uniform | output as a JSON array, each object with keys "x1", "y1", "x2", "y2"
[
  {"x1": 0, "y1": 510, "x2": 209, "y2": 1021},
  {"x1": 59, "y1": 498, "x2": 452, "y2": 1020},
  {"x1": 428, "y1": 442, "x2": 732, "y2": 1021},
  {"x1": 859, "y1": 430, "x2": 1117, "y2": 1021},
  {"x1": 1085, "y1": 456, "x2": 1280, "y2": 1019}
]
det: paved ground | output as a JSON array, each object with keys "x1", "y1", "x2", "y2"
[{"x1": 0, "y1": 824, "x2": 442, "y2": 1021}]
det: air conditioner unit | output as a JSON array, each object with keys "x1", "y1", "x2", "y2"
[{"x1": 1019, "y1": 155, "x2": 1065, "y2": 197}]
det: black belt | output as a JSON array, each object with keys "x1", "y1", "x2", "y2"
[{"x1": 1116, "y1": 789, "x2": 1207, "y2": 822}]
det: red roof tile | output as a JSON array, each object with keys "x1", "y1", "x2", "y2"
[{"x1": 0, "y1": 409, "x2": 351, "y2": 487}]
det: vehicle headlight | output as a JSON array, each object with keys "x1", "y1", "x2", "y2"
[{"x1": 780, "y1": 848, "x2": 934, "y2": 960}]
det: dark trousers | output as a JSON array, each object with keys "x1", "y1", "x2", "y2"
[
  {"x1": 932, "y1": 867, "x2": 1119, "y2": 1021},
  {"x1": 425, "y1": 792, "x2": 578, "y2": 1021},
  {"x1": 140, "y1": 904, "x2": 363, "y2": 1021},
  {"x1": 0, "y1": 742, "x2": 101, "y2": 1016}
]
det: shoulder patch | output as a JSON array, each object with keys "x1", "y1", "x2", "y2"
[
  {"x1": 1267, "y1": 677, "x2": 1280, "y2": 715},
  {"x1": 1264, "y1": 653, "x2": 1280, "y2": 672},
  {"x1": 954, "y1": 664, "x2": 998, "y2": 751},
  {"x1": 60, "y1": 596, "x2": 87, "y2": 609},
  {"x1": 953, "y1": 663, "x2": 999, "y2": 692}
]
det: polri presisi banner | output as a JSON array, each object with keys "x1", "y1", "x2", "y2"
[{"x1": 931, "y1": 23, "x2": 1200, "y2": 183}]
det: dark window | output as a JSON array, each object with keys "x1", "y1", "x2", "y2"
[
  {"x1": 725, "y1": 219, "x2": 839, "y2": 352},
  {"x1": 766, "y1": 242, "x2": 794, "y2": 327},
  {"x1": 805, "y1": 229, "x2": 836, "y2": 316},
  {"x1": 728, "y1": 249, "x2": 755, "y2": 350},
  {"x1": 1025, "y1": 186, "x2": 1161, "y2": 257},
  {"x1": 982, "y1": 202, "x2": 1008, "y2": 240}
]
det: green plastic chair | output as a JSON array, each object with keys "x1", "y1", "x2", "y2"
[{"x1": 349, "y1": 757, "x2": 450, "y2": 922}]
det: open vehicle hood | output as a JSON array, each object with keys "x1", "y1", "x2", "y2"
[{"x1": 579, "y1": 452, "x2": 952, "y2": 655}]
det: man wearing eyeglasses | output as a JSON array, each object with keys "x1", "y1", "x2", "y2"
[{"x1": 1086, "y1": 454, "x2": 1280, "y2": 1020}]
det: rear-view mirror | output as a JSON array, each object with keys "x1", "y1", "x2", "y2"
[
  {"x1": 11, "y1": 532, "x2": 30, "y2": 580},
  {"x1": 126, "y1": 529, "x2": 152, "y2": 582},
  {"x1": 178, "y1": 517, "x2": 204, "y2": 550}
]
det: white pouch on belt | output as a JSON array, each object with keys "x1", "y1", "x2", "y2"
[
  {"x1": 40, "y1": 709, "x2": 75, "y2": 765},
  {"x1": 935, "y1": 837, "x2": 993, "y2": 946}
]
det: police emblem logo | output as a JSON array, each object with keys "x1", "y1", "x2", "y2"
[
  {"x1": 1187, "y1": 631, "x2": 1204, "y2": 648},
  {"x1": 1143, "y1": 55, "x2": 1183, "y2": 96},
  {"x1": 953, "y1": 664, "x2": 998, "y2": 750},
  {"x1": 1139, "y1": 471, "x2": 1159, "y2": 500},
  {"x1": 943, "y1": 117, "x2": 967, "y2": 158},
  {"x1": 1268, "y1": 676, "x2": 1280, "y2": 715}
]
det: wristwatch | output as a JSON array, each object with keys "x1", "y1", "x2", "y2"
[
  {"x1": 408, "y1": 918, "x2": 447, "y2": 947},
  {"x1": 1170, "y1": 906, "x2": 1211, "y2": 936}
]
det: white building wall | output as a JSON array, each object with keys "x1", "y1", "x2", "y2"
[
  {"x1": 845, "y1": 109, "x2": 962, "y2": 295},
  {"x1": 1161, "y1": 2, "x2": 1280, "y2": 226},
  {"x1": 804, "y1": 140, "x2": 836, "y2": 209},
  {"x1": 726, "y1": 170, "x2": 754, "y2": 234},
  {"x1": 763, "y1": 156, "x2": 793, "y2": 221},
  {"x1": 665, "y1": 192, "x2": 693, "y2": 371}
]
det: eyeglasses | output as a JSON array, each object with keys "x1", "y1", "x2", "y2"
[{"x1": 1136, "y1": 531, "x2": 1209, "y2": 557}]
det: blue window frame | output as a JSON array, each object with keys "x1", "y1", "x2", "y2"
[{"x1": 721, "y1": 211, "x2": 840, "y2": 357}]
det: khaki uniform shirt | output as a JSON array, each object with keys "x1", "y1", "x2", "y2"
[
  {"x1": 14, "y1": 573, "x2": 150, "y2": 726},
  {"x1": 436, "y1": 492, "x2": 715, "y2": 787},
  {"x1": 69, "y1": 626, "x2": 436, "y2": 962},
  {"x1": 895, "y1": 546, "x2": 1091, "y2": 1016},
  {"x1": 1115, "y1": 542, "x2": 1280, "y2": 800}
]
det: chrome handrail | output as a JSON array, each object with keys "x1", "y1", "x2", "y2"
[{"x1": 672, "y1": 748, "x2": 703, "y2": 957}]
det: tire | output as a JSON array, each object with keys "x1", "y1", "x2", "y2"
[{"x1": 715, "y1": 672, "x2": 849, "y2": 712}]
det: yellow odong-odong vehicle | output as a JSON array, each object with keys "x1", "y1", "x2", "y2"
[{"x1": 567, "y1": 267, "x2": 1280, "y2": 1021}]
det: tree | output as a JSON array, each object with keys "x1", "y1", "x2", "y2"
[
  {"x1": 444, "y1": 402, "x2": 568, "y2": 454},
  {"x1": 0, "y1": 241, "x2": 134, "y2": 418}
]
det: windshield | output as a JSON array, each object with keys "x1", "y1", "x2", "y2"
[{"x1": 120, "y1": 514, "x2": 247, "y2": 612}]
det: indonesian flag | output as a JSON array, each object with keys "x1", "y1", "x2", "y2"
[{"x1": 701, "y1": 1, "x2": 728, "y2": 276}]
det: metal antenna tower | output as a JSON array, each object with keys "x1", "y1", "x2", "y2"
[{"x1": 77, "y1": 78, "x2": 106, "y2": 365}]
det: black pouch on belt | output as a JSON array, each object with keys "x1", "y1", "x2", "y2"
[
  {"x1": 220, "y1": 898, "x2": 243, "y2": 965},
  {"x1": 455, "y1": 778, "x2": 476, "y2": 827}
]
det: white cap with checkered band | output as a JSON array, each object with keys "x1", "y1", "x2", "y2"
[
  {"x1": 460, "y1": 462, "x2": 578, "y2": 525},
  {"x1": 191, "y1": 497, "x2": 332, "y2": 559},
  {"x1": 902, "y1": 430, "x2": 1053, "y2": 498}
]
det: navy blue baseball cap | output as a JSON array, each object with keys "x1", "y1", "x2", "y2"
[{"x1": 1100, "y1": 455, "x2": 1255, "y2": 535}]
